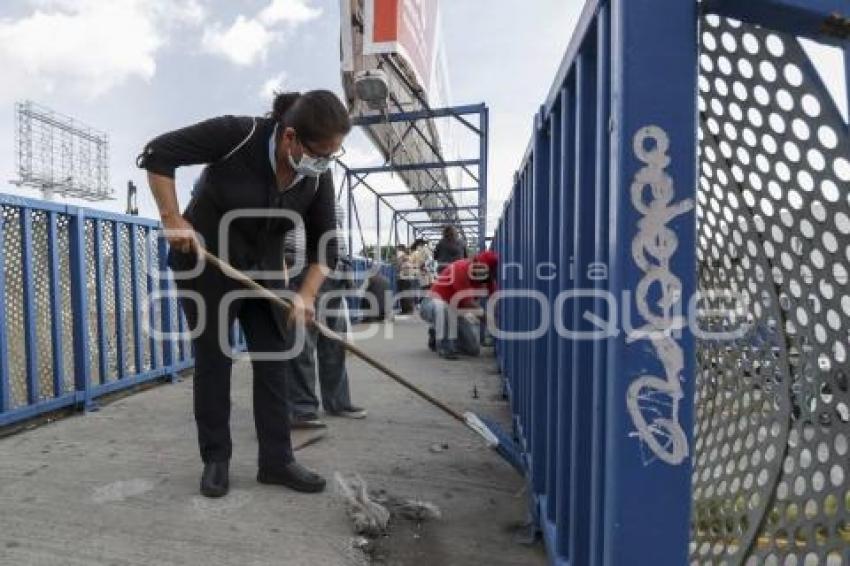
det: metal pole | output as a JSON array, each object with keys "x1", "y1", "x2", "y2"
[
  {"x1": 347, "y1": 172, "x2": 353, "y2": 262},
  {"x1": 375, "y1": 195, "x2": 381, "y2": 263},
  {"x1": 479, "y1": 107, "x2": 490, "y2": 251}
]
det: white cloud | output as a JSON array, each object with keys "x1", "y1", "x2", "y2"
[
  {"x1": 201, "y1": 0, "x2": 321, "y2": 66},
  {"x1": 0, "y1": 0, "x2": 205, "y2": 102},
  {"x1": 259, "y1": 0, "x2": 323, "y2": 26},
  {"x1": 260, "y1": 72, "x2": 289, "y2": 101},
  {"x1": 201, "y1": 15, "x2": 277, "y2": 67}
]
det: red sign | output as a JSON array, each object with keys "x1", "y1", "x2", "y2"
[{"x1": 364, "y1": 0, "x2": 440, "y2": 91}]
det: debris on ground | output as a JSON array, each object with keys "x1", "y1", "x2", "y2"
[
  {"x1": 292, "y1": 431, "x2": 327, "y2": 452},
  {"x1": 429, "y1": 442, "x2": 449, "y2": 453},
  {"x1": 390, "y1": 499, "x2": 442, "y2": 522},
  {"x1": 351, "y1": 536, "x2": 375, "y2": 554},
  {"x1": 335, "y1": 472, "x2": 443, "y2": 562},
  {"x1": 335, "y1": 473, "x2": 391, "y2": 537}
]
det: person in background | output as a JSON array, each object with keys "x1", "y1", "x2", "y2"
[
  {"x1": 420, "y1": 251, "x2": 499, "y2": 360},
  {"x1": 395, "y1": 244, "x2": 416, "y2": 314},
  {"x1": 409, "y1": 239, "x2": 434, "y2": 294},
  {"x1": 433, "y1": 225, "x2": 467, "y2": 274},
  {"x1": 285, "y1": 203, "x2": 367, "y2": 429},
  {"x1": 138, "y1": 90, "x2": 350, "y2": 498},
  {"x1": 360, "y1": 272, "x2": 391, "y2": 322}
]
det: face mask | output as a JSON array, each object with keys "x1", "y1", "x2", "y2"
[{"x1": 289, "y1": 151, "x2": 331, "y2": 178}]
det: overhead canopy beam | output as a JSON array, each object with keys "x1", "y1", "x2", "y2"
[
  {"x1": 348, "y1": 159, "x2": 480, "y2": 176},
  {"x1": 351, "y1": 104, "x2": 485, "y2": 129},
  {"x1": 383, "y1": 93, "x2": 451, "y2": 194},
  {"x1": 380, "y1": 55, "x2": 483, "y2": 135},
  {"x1": 385, "y1": 93, "x2": 479, "y2": 183},
  {"x1": 342, "y1": 100, "x2": 489, "y2": 251},
  {"x1": 406, "y1": 216, "x2": 481, "y2": 222},
  {"x1": 407, "y1": 220, "x2": 480, "y2": 226},
  {"x1": 392, "y1": 206, "x2": 479, "y2": 214},
  {"x1": 376, "y1": 188, "x2": 480, "y2": 198}
]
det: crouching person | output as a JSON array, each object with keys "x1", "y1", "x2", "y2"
[{"x1": 419, "y1": 251, "x2": 498, "y2": 360}]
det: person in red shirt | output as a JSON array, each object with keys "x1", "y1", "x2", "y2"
[{"x1": 419, "y1": 251, "x2": 498, "y2": 360}]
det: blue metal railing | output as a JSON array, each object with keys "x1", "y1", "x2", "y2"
[
  {"x1": 494, "y1": 0, "x2": 850, "y2": 564},
  {"x1": 0, "y1": 192, "x2": 387, "y2": 429},
  {"x1": 0, "y1": 193, "x2": 193, "y2": 427},
  {"x1": 493, "y1": 1, "x2": 698, "y2": 564}
]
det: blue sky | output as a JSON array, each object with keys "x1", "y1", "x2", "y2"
[{"x1": 0, "y1": 0, "x2": 582, "y2": 242}]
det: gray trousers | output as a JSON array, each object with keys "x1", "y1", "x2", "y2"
[
  {"x1": 287, "y1": 275, "x2": 353, "y2": 417},
  {"x1": 419, "y1": 296, "x2": 480, "y2": 356}
]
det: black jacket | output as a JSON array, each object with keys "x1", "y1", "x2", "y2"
[
  {"x1": 434, "y1": 237, "x2": 466, "y2": 269},
  {"x1": 137, "y1": 115, "x2": 338, "y2": 278}
]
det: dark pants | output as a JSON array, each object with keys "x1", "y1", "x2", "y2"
[
  {"x1": 397, "y1": 278, "x2": 417, "y2": 314},
  {"x1": 287, "y1": 276, "x2": 353, "y2": 416},
  {"x1": 174, "y1": 256, "x2": 294, "y2": 471}
]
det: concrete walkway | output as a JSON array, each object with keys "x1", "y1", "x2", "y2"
[{"x1": 0, "y1": 318, "x2": 546, "y2": 566}]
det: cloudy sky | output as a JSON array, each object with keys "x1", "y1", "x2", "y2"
[
  {"x1": 0, "y1": 1, "x2": 846, "y2": 247},
  {"x1": 0, "y1": 0, "x2": 581, "y2": 244}
]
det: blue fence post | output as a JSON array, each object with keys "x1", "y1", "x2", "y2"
[
  {"x1": 20, "y1": 208, "x2": 39, "y2": 405},
  {"x1": 568, "y1": 37, "x2": 599, "y2": 566},
  {"x1": 544, "y1": 96, "x2": 563, "y2": 534},
  {"x1": 605, "y1": 1, "x2": 697, "y2": 564},
  {"x1": 519, "y1": 168, "x2": 530, "y2": 447},
  {"x1": 113, "y1": 222, "x2": 127, "y2": 381},
  {"x1": 531, "y1": 107, "x2": 551, "y2": 505},
  {"x1": 146, "y1": 227, "x2": 160, "y2": 370},
  {"x1": 68, "y1": 207, "x2": 93, "y2": 411},
  {"x1": 589, "y1": 6, "x2": 612, "y2": 564},
  {"x1": 0, "y1": 211, "x2": 10, "y2": 413},
  {"x1": 555, "y1": 82, "x2": 576, "y2": 562},
  {"x1": 94, "y1": 220, "x2": 109, "y2": 384},
  {"x1": 508, "y1": 179, "x2": 520, "y2": 418},
  {"x1": 48, "y1": 211, "x2": 65, "y2": 398},
  {"x1": 129, "y1": 226, "x2": 143, "y2": 376}
]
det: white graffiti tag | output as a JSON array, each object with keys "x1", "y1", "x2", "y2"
[{"x1": 625, "y1": 126, "x2": 694, "y2": 466}]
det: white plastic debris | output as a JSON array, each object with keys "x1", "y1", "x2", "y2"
[{"x1": 334, "y1": 472, "x2": 391, "y2": 537}]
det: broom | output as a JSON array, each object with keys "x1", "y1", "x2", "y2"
[{"x1": 201, "y1": 249, "x2": 524, "y2": 474}]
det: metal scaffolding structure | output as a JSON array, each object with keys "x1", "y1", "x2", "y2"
[
  {"x1": 12, "y1": 101, "x2": 112, "y2": 202},
  {"x1": 340, "y1": 103, "x2": 489, "y2": 259}
]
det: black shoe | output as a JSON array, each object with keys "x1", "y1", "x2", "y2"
[
  {"x1": 291, "y1": 414, "x2": 328, "y2": 430},
  {"x1": 427, "y1": 329, "x2": 436, "y2": 352},
  {"x1": 257, "y1": 461, "x2": 326, "y2": 493},
  {"x1": 200, "y1": 461, "x2": 230, "y2": 498}
]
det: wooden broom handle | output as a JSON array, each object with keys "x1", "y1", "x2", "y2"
[{"x1": 200, "y1": 250, "x2": 466, "y2": 423}]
